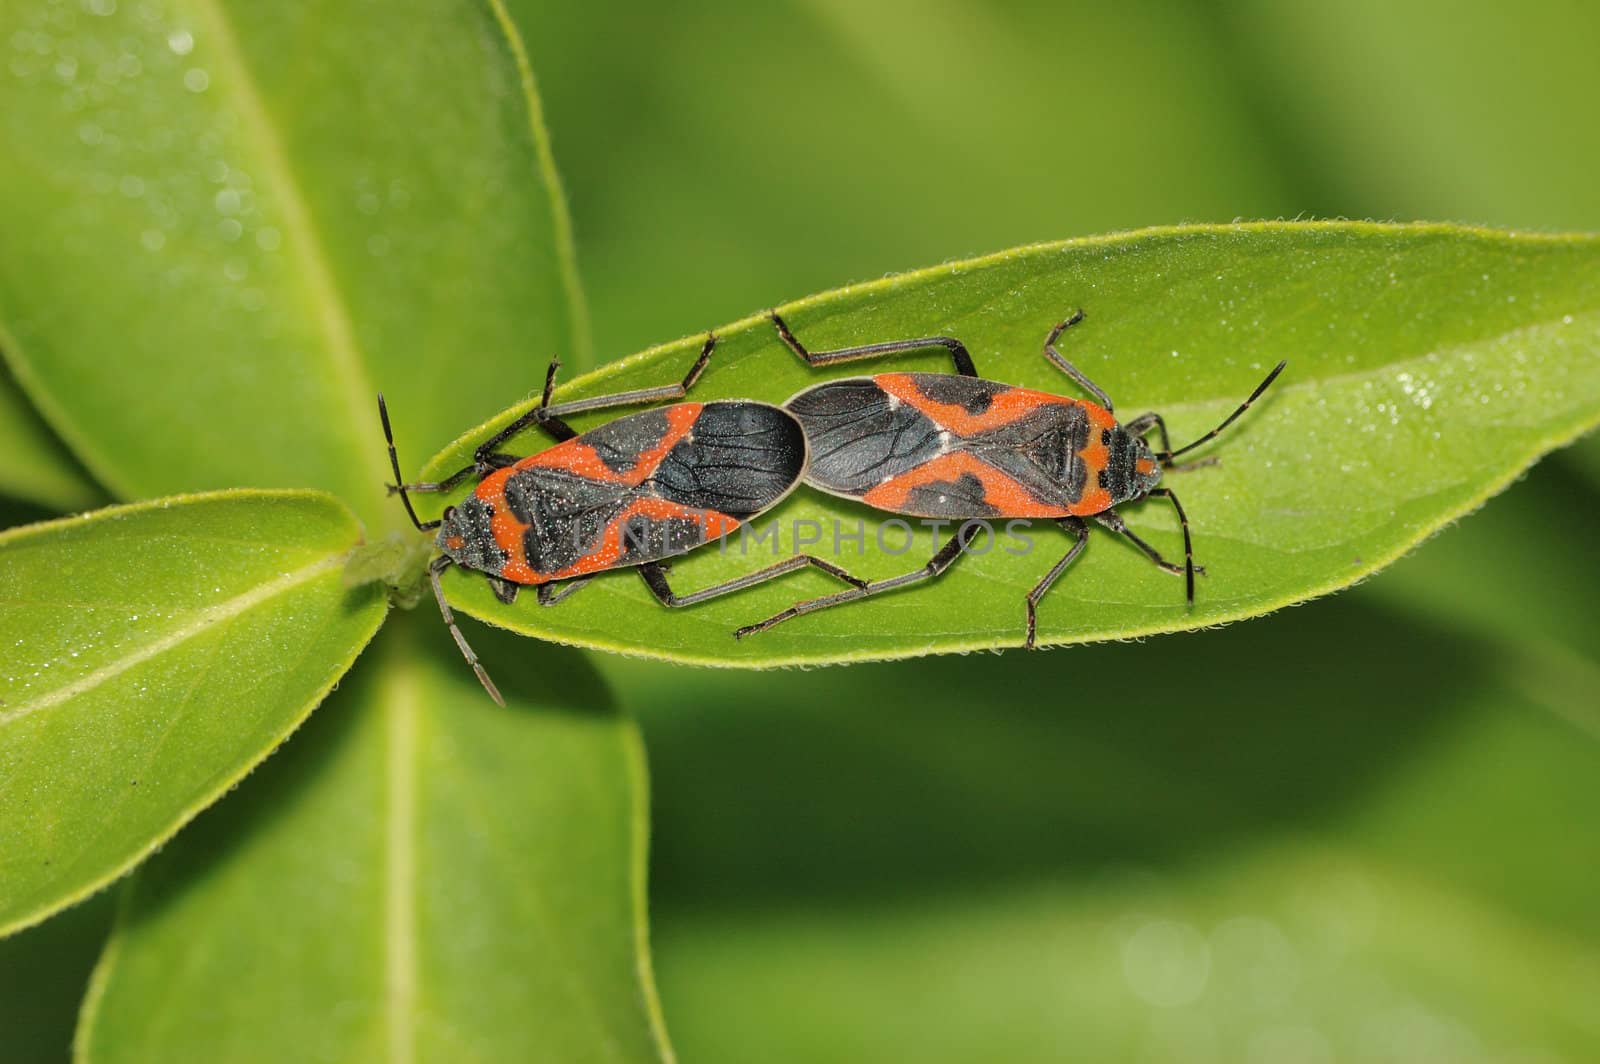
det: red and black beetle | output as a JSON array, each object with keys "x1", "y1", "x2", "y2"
[
  {"x1": 380, "y1": 336, "x2": 872, "y2": 704},
  {"x1": 736, "y1": 311, "x2": 1286, "y2": 646}
]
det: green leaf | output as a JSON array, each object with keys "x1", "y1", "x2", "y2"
[
  {"x1": 0, "y1": 353, "x2": 101, "y2": 512},
  {"x1": 0, "y1": 894, "x2": 113, "y2": 1064},
  {"x1": 0, "y1": 490, "x2": 386, "y2": 936},
  {"x1": 76, "y1": 617, "x2": 671, "y2": 1064},
  {"x1": 1218, "y1": 0, "x2": 1600, "y2": 231},
  {"x1": 614, "y1": 558, "x2": 1600, "y2": 1061},
  {"x1": 416, "y1": 222, "x2": 1600, "y2": 665},
  {"x1": 505, "y1": 0, "x2": 1301, "y2": 357},
  {"x1": 0, "y1": 0, "x2": 586, "y2": 525}
]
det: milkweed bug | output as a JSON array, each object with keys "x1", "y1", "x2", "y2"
[
  {"x1": 736, "y1": 310, "x2": 1286, "y2": 647},
  {"x1": 380, "y1": 335, "x2": 874, "y2": 704}
]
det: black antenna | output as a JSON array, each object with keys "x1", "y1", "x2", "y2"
[
  {"x1": 1155, "y1": 361, "x2": 1286, "y2": 464},
  {"x1": 378, "y1": 394, "x2": 505, "y2": 706},
  {"x1": 378, "y1": 394, "x2": 441, "y2": 532}
]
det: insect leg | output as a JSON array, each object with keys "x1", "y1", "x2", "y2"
[
  {"x1": 636, "y1": 555, "x2": 869, "y2": 608},
  {"x1": 429, "y1": 556, "x2": 505, "y2": 706},
  {"x1": 537, "y1": 576, "x2": 594, "y2": 606},
  {"x1": 1041, "y1": 310, "x2": 1114, "y2": 410},
  {"x1": 487, "y1": 575, "x2": 521, "y2": 604},
  {"x1": 1148, "y1": 488, "x2": 1196, "y2": 605},
  {"x1": 536, "y1": 332, "x2": 719, "y2": 421},
  {"x1": 769, "y1": 311, "x2": 978, "y2": 376},
  {"x1": 1093, "y1": 504, "x2": 1201, "y2": 603},
  {"x1": 735, "y1": 524, "x2": 981, "y2": 638},
  {"x1": 1024, "y1": 517, "x2": 1089, "y2": 649}
]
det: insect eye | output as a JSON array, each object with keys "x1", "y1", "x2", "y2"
[{"x1": 1101, "y1": 429, "x2": 1112, "y2": 446}]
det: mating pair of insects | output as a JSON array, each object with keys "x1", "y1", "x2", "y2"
[{"x1": 381, "y1": 311, "x2": 1285, "y2": 703}]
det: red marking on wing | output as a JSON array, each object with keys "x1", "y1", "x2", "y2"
[
  {"x1": 862, "y1": 452, "x2": 1064, "y2": 517},
  {"x1": 518, "y1": 403, "x2": 702, "y2": 484},
  {"x1": 470, "y1": 404, "x2": 711, "y2": 584},
  {"x1": 542, "y1": 497, "x2": 740, "y2": 582},
  {"x1": 875, "y1": 374, "x2": 1077, "y2": 435}
]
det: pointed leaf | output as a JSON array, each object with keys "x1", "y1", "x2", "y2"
[
  {"x1": 76, "y1": 618, "x2": 670, "y2": 1064},
  {"x1": 0, "y1": 490, "x2": 386, "y2": 935},
  {"x1": 416, "y1": 222, "x2": 1600, "y2": 665},
  {"x1": 0, "y1": 1, "x2": 586, "y2": 524}
]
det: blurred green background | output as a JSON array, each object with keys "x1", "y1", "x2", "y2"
[
  {"x1": 506, "y1": 1, "x2": 1600, "y2": 1060},
  {"x1": 2, "y1": 2, "x2": 1597, "y2": 1061}
]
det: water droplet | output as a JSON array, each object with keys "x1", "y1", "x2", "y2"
[
  {"x1": 255, "y1": 226, "x2": 281, "y2": 251},
  {"x1": 167, "y1": 28, "x2": 194, "y2": 55},
  {"x1": 217, "y1": 217, "x2": 242, "y2": 241},
  {"x1": 140, "y1": 228, "x2": 165, "y2": 251},
  {"x1": 183, "y1": 67, "x2": 208, "y2": 92},
  {"x1": 86, "y1": 0, "x2": 117, "y2": 16},
  {"x1": 214, "y1": 188, "x2": 240, "y2": 214},
  {"x1": 119, "y1": 174, "x2": 144, "y2": 197}
]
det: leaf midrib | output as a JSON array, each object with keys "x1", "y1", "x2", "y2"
[
  {"x1": 0, "y1": 553, "x2": 345, "y2": 726},
  {"x1": 190, "y1": 0, "x2": 389, "y2": 518}
]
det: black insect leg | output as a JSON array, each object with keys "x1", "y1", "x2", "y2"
[
  {"x1": 734, "y1": 523, "x2": 981, "y2": 638},
  {"x1": 1023, "y1": 517, "x2": 1089, "y2": 650},
  {"x1": 386, "y1": 354, "x2": 608, "y2": 500},
  {"x1": 485, "y1": 575, "x2": 521, "y2": 605},
  {"x1": 537, "y1": 577, "x2": 594, "y2": 606},
  {"x1": 1093, "y1": 499, "x2": 1200, "y2": 604},
  {"x1": 1041, "y1": 310, "x2": 1114, "y2": 410},
  {"x1": 769, "y1": 311, "x2": 979, "y2": 377},
  {"x1": 636, "y1": 556, "x2": 869, "y2": 608},
  {"x1": 534, "y1": 332, "x2": 719, "y2": 423},
  {"x1": 428, "y1": 556, "x2": 505, "y2": 706}
]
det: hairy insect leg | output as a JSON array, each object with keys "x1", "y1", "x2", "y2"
[
  {"x1": 1024, "y1": 517, "x2": 1089, "y2": 649},
  {"x1": 1041, "y1": 310, "x2": 1115, "y2": 410},
  {"x1": 452, "y1": 335, "x2": 718, "y2": 478},
  {"x1": 769, "y1": 311, "x2": 979, "y2": 377},
  {"x1": 734, "y1": 524, "x2": 981, "y2": 638},
  {"x1": 537, "y1": 576, "x2": 594, "y2": 606},
  {"x1": 1093, "y1": 500, "x2": 1200, "y2": 604},
  {"x1": 637, "y1": 555, "x2": 868, "y2": 608},
  {"x1": 536, "y1": 333, "x2": 718, "y2": 421}
]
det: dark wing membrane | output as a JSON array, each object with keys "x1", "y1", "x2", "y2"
[
  {"x1": 647, "y1": 401, "x2": 806, "y2": 518},
  {"x1": 785, "y1": 379, "x2": 944, "y2": 496},
  {"x1": 500, "y1": 466, "x2": 635, "y2": 574},
  {"x1": 571, "y1": 406, "x2": 679, "y2": 476}
]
